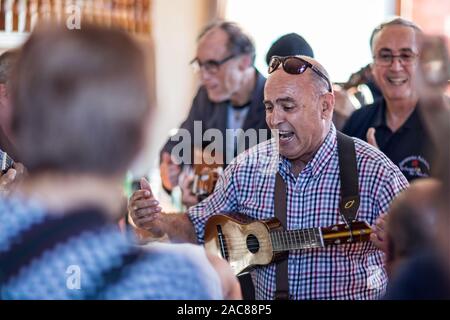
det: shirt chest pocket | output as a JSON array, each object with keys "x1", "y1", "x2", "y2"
[{"x1": 236, "y1": 173, "x2": 274, "y2": 220}]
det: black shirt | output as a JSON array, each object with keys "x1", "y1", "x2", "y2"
[
  {"x1": 342, "y1": 99, "x2": 435, "y2": 182},
  {"x1": 384, "y1": 251, "x2": 450, "y2": 300}
]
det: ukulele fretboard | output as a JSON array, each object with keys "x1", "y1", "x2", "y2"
[{"x1": 0, "y1": 150, "x2": 14, "y2": 172}]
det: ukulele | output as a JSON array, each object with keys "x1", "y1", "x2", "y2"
[
  {"x1": 0, "y1": 149, "x2": 14, "y2": 174},
  {"x1": 204, "y1": 213, "x2": 372, "y2": 275}
]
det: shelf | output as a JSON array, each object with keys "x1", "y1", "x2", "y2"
[{"x1": 0, "y1": 31, "x2": 29, "y2": 50}]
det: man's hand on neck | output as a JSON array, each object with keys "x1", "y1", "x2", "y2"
[{"x1": 20, "y1": 173, "x2": 125, "y2": 220}]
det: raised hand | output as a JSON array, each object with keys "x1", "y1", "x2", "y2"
[
  {"x1": 370, "y1": 213, "x2": 388, "y2": 252},
  {"x1": 366, "y1": 127, "x2": 379, "y2": 149}
]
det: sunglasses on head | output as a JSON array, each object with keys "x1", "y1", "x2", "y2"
[{"x1": 268, "y1": 56, "x2": 333, "y2": 92}]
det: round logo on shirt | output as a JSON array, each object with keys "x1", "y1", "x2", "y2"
[{"x1": 399, "y1": 155, "x2": 430, "y2": 178}]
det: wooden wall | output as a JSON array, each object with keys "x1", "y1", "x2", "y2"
[{"x1": 0, "y1": 0, "x2": 152, "y2": 34}]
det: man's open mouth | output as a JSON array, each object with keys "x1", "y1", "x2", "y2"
[{"x1": 387, "y1": 76, "x2": 408, "y2": 86}]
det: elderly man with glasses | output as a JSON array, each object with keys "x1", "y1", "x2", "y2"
[
  {"x1": 343, "y1": 17, "x2": 436, "y2": 183},
  {"x1": 155, "y1": 21, "x2": 270, "y2": 198},
  {"x1": 130, "y1": 53, "x2": 409, "y2": 299}
]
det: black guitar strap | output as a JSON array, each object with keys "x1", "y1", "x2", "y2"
[
  {"x1": 0, "y1": 148, "x2": 14, "y2": 173},
  {"x1": 336, "y1": 131, "x2": 360, "y2": 226},
  {"x1": 273, "y1": 131, "x2": 360, "y2": 300}
]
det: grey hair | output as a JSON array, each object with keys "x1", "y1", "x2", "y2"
[
  {"x1": 0, "y1": 50, "x2": 19, "y2": 84},
  {"x1": 11, "y1": 25, "x2": 151, "y2": 175},
  {"x1": 197, "y1": 20, "x2": 256, "y2": 64}
]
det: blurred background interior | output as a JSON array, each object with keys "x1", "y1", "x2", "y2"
[{"x1": 0, "y1": 0, "x2": 448, "y2": 211}]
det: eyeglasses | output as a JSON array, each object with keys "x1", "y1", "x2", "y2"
[
  {"x1": 268, "y1": 56, "x2": 333, "y2": 92},
  {"x1": 190, "y1": 54, "x2": 236, "y2": 74},
  {"x1": 373, "y1": 51, "x2": 418, "y2": 67}
]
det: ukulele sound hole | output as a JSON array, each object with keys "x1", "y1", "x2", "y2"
[{"x1": 246, "y1": 234, "x2": 260, "y2": 253}]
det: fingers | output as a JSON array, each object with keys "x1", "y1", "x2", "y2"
[
  {"x1": 0, "y1": 163, "x2": 27, "y2": 194},
  {"x1": 180, "y1": 173, "x2": 194, "y2": 190},
  {"x1": 126, "y1": 176, "x2": 166, "y2": 234},
  {"x1": 0, "y1": 168, "x2": 18, "y2": 195},
  {"x1": 181, "y1": 193, "x2": 199, "y2": 208},
  {"x1": 366, "y1": 127, "x2": 379, "y2": 149},
  {"x1": 206, "y1": 253, "x2": 242, "y2": 300},
  {"x1": 135, "y1": 211, "x2": 162, "y2": 226},
  {"x1": 168, "y1": 166, "x2": 181, "y2": 186},
  {"x1": 160, "y1": 156, "x2": 181, "y2": 190},
  {"x1": 162, "y1": 152, "x2": 172, "y2": 164},
  {"x1": 370, "y1": 213, "x2": 388, "y2": 252},
  {"x1": 179, "y1": 172, "x2": 198, "y2": 208},
  {"x1": 169, "y1": 164, "x2": 182, "y2": 176},
  {"x1": 129, "y1": 193, "x2": 160, "y2": 218}
]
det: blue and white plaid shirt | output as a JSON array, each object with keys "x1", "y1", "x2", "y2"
[{"x1": 188, "y1": 124, "x2": 409, "y2": 300}]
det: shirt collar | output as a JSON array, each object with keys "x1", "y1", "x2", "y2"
[
  {"x1": 278, "y1": 124, "x2": 337, "y2": 178},
  {"x1": 372, "y1": 99, "x2": 387, "y2": 128},
  {"x1": 373, "y1": 99, "x2": 421, "y2": 130}
]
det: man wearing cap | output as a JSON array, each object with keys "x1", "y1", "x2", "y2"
[
  {"x1": 130, "y1": 54, "x2": 408, "y2": 299},
  {"x1": 158, "y1": 21, "x2": 270, "y2": 198},
  {"x1": 0, "y1": 50, "x2": 26, "y2": 196}
]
